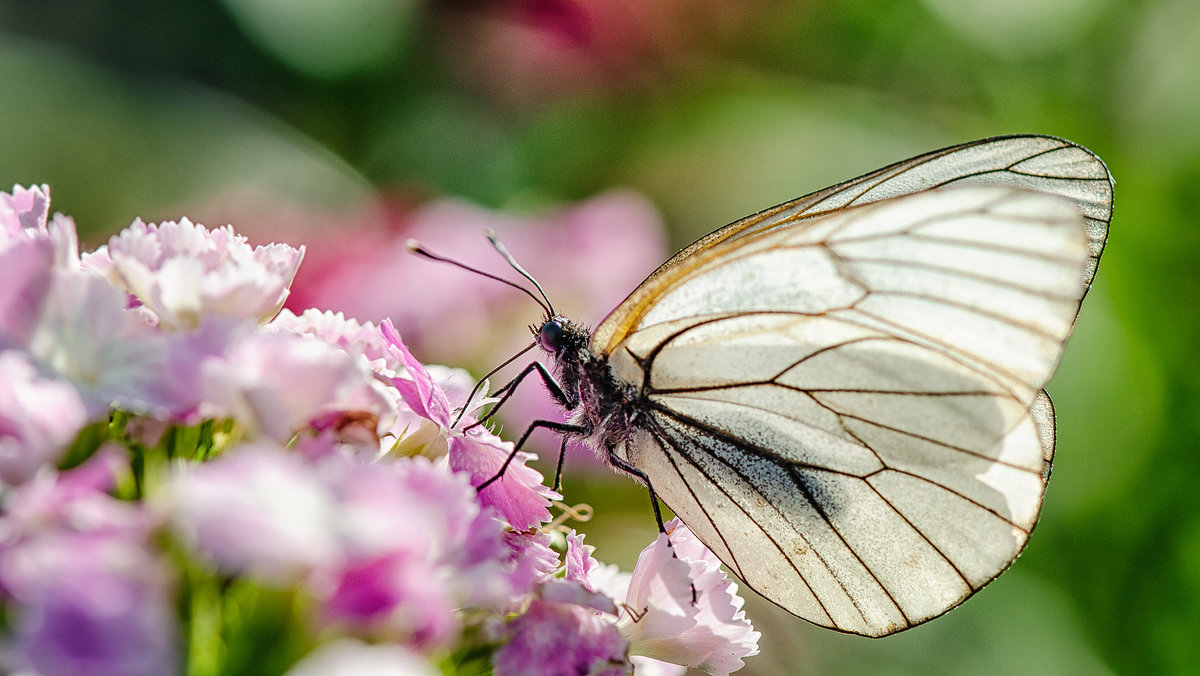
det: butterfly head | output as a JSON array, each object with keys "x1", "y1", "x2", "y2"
[{"x1": 533, "y1": 315, "x2": 589, "y2": 357}]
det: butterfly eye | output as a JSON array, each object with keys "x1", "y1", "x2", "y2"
[{"x1": 537, "y1": 319, "x2": 564, "y2": 352}]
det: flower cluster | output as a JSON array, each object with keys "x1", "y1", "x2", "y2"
[{"x1": 0, "y1": 184, "x2": 758, "y2": 675}]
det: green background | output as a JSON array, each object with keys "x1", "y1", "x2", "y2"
[{"x1": 2, "y1": 1, "x2": 1194, "y2": 674}]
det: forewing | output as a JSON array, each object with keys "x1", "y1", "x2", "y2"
[
  {"x1": 592, "y1": 135, "x2": 1112, "y2": 356},
  {"x1": 603, "y1": 187, "x2": 1090, "y2": 635}
]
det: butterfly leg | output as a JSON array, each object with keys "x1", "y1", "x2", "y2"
[
  {"x1": 607, "y1": 449, "x2": 667, "y2": 533},
  {"x1": 465, "y1": 361, "x2": 577, "y2": 432},
  {"x1": 477, "y1": 419, "x2": 588, "y2": 492},
  {"x1": 552, "y1": 434, "x2": 569, "y2": 493}
]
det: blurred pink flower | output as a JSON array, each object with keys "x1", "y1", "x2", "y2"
[
  {"x1": 0, "y1": 351, "x2": 88, "y2": 486},
  {"x1": 168, "y1": 443, "x2": 342, "y2": 583},
  {"x1": 169, "y1": 443, "x2": 540, "y2": 652},
  {"x1": 492, "y1": 599, "x2": 631, "y2": 676},
  {"x1": 0, "y1": 448, "x2": 151, "y2": 548},
  {"x1": 4, "y1": 535, "x2": 179, "y2": 676},
  {"x1": 0, "y1": 237, "x2": 54, "y2": 346},
  {"x1": 86, "y1": 217, "x2": 304, "y2": 330},
  {"x1": 439, "y1": 0, "x2": 760, "y2": 108},
  {"x1": 0, "y1": 184, "x2": 81, "y2": 346},
  {"x1": 286, "y1": 191, "x2": 667, "y2": 464},
  {"x1": 314, "y1": 455, "x2": 524, "y2": 649},
  {"x1": 198, "y1": 330, "x2": 390, "y2": 442},
  {"x1": 600, "y1": 518, "x2": 760, "y2": 675},
  {"x1": 380, "y1": 320, "x2": 558, "y2": 531},
  {"x1": 12, "y1": 264, "x2": 179, "y2": 418},
  {"x1": 290, "y1": 191, "x2": 665, "y2": 365},
  {"x1": 0, "y1": 455, "x2": 176, "y2": 676}
]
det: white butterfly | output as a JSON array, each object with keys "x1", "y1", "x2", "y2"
[{"x1": 427, "y1": 135, "x2": 1113, "y2": 637}]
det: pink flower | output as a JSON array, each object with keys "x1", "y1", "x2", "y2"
[
  {"x1": 268, "y1": 308, "x2": 401, "y2": 375},
  {"x1": 198, "y1": 330, "x2": 390, "y2": 442},
  {"x1": 380, "y1": 320, "x2": 558, "y2": 531},
  {"x1": 0, "y1": 448, "x2": 152, "y2": 546},
  {"x1": 0, "y1": 351, "x2": 88, "y2": 486},
  {"x1": 168, "y1": 443, "x2": 342, "y2": 583},
  {"x1": 0, "y1": 456, "x2": 176, "y2": 676},
  {"x1": 0, "y1": 237, "x2": 54, "y2": 345},
  {"x1": 0, "y1": 184, "x2": 50, "y2": 235},
  {"x1": 0, "y1": 184, "x2": 79, "y2": 267},
  {"x1": 313, "y1": 455, "x2": 521, "y2": 649},
  {"x1": 320, "y1": 549, "x2": 460, "y2": 649},
  {"x1": 439, "y1": 0, "x2": 761, "y2": 108},
  {"x1": 539, "y1": 531, "x2": 619, "y2": 614},
  {"x1": 601, "y1": 519, "x2": 760, "y2": 675},
  {"x1": 169, "y1": 444, "x2": 534, "y2": 651},
  {"x1": 500, "y1": 529, "x2": 560, "y2": 599},
  {"x1": 1, "y1": 534, "x2": 178, "y2": 676},
  {"x1": 14, "y1": 265, "x2": 178, "y2": 418},
  {"x1": 88, "y1": 217, "x2": 304, "y2": 330},
  {"x1": 492, "y1": 599, "x2": 631, "y2": 676}
]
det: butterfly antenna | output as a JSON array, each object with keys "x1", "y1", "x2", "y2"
[
  {"x1": 407, "y1": 240, "x2": 552, "y2": 316},
  {"x1": 485, "y1": 229, "x2": 556, "y2": 316}
]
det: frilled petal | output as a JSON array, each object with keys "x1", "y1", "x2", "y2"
[
  {"x1": 501, "y1": 530, "x2": 560, "y2": 599},
  {"x1": 0, "y1": 184, "x2": 50, "y2": 235},
  {"x1": 564, "y1": 530, "x2": 604, "y2": 595},
  {"x1": 617, "y1": 519, "x2": 759, "y2": 675},
  {"x1": 268, "y1": 309, "x2": 399, "y2": 375},
  {"x1": 100, "y1": 218, "x2": 304, "y2": 330},
  {"x1": 493, "y1": 600, "x2": 631, "y2": 676},
  {"x1": 379, "y1": 319, "x2": 451, "y2": 425},
  {"x1": 448, "y1": 429, "x2": 557, "y2": 531}
]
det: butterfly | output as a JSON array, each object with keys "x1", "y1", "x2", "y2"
[{"x1": 416, "y1": 134, "x2": 1113, "y2": 637}]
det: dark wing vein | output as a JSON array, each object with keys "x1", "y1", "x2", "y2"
[{"x1": 649, "y1": 414, "x2": 893, "y2": 627}]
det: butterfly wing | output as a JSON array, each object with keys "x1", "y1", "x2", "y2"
[
  {"x1": 591, "y1": 134, "x2": 1112, "y2": 356},
  {"x1": 599, "y1": 177, "x2": 1107, "y2": 635}
]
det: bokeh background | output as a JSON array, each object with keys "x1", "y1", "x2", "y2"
[{"x1": 1, "y1": 1, "x2": 1195, "y2": 674}]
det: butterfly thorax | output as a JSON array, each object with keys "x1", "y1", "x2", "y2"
[{"x1": 537, "y1": 316, "x2": 643, "y2": 457}]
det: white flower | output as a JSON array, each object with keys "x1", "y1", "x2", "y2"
[
  {"x1": 594, "y1": 519, "x2": 760, "y2": 676},
  {"x1": 89, "y1": 217, "x2": 304, "y2": 330},
  {"x1": 23, "y1": 268, "x2": 177, "y2": 417}
]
